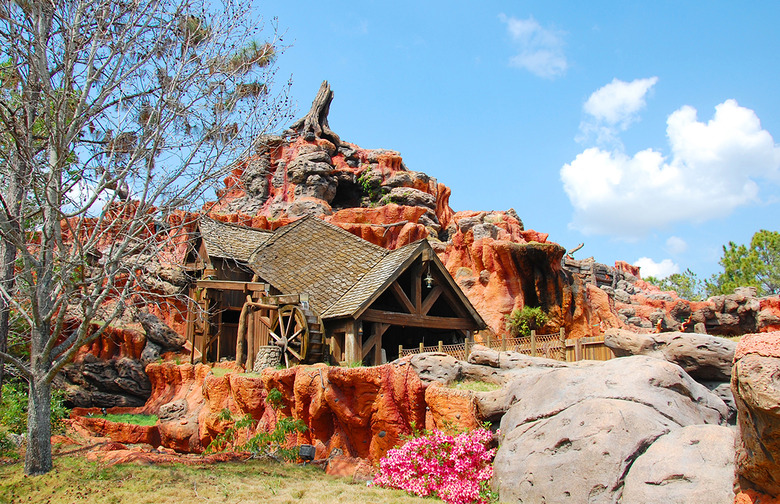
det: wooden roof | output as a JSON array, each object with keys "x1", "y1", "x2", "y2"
[
  {"x1": 199, "y1": 217, "x2": 273, "y2": 263},
  {"x1": 248, "y1": 216, "x2": 485, "y2": 327}
]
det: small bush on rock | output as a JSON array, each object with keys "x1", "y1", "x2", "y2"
[
  {"x1": 505, "y1": 305, "x2": 548, "y2": 337},
  {"x1": 372, "y1": 428, "x2": 496, "y2": 504}
]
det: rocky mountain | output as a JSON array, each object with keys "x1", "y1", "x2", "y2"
[{"x1": 202, "y1": 81, "x2": 780, "y2": 339}]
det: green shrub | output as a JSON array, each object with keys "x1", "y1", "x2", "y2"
[
  {"x1": 505, "y1": 306, "x2": 549, "y2": 337},
  {"x1": 205, "y1": 388, "x2": 306, "y2": 462},
  {"x1": 0, "y1": 381, "x2": 70, "y2": 435}
]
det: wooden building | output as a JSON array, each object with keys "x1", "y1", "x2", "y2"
[{"x1": 186, "y1": 216, "x2": 485, "y2": 367}]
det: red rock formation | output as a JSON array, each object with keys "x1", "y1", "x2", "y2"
[
  {"x1": 733, "y1": 332, "x2": 780, "y2": 502},
  {"x1": 71, "y1": 416, "x2": 160, "y2": 446}
]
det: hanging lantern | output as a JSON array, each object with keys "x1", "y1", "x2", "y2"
[{"x1": 424, "y1": 264, "x2": 434, "y2": 289}]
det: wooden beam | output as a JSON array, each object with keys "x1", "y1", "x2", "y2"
[
  {"x1": 362, "y1": 323, "x2": 389, "y2": 360},
  {"x1": 411, "y1": 261, "x2": 422, "y2": 313},
  {"x1": 390, "y1": 281, "x2": 415, "y2": 314},
  {"x1": 361, "y1": 308, "x2": 479, "y2": 330},
  {"x1": 246, "y1": 307, "x2": 255, "y2": 370},
  {"x1": 196, "y1": 280, "x2": 269, "y2": 292},
  {"x1": 420, "y1": 285, "x2": 443, "y2": 316},
  {"x1": 344, "y1": 320, "x2": 362, "y2": 364}
]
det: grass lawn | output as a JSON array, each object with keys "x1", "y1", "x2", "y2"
[{"x1": 0, "y1": 452, "x2": 439, "y2": 504}]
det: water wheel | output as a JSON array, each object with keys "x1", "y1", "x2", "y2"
[{"x1": 269, "y1": 305, "x2": 324, "y2": 367}]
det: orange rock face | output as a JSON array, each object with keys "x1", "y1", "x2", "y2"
[
  {"x1": 134, "y1": 361, "x2": 443, "y2": 463},
  {"x1": 733, "y1": 332, "x2": 780, "y2": 498},
  {"x1": 72, "y1": 416, "x2": 160, "y2": 446}
]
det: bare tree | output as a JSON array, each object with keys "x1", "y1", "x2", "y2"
[{"x1": 0, "y1": 0, "x2": 292, "y2": 475}]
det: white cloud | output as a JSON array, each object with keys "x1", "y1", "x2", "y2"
[
  {"x1": 665, "y1": 236, "x2": 688, "y2": 255},
  {"x1": 562, "y1": 99, "x2": 780, "y2": 237},
  {"x1": 578, "y1": 77, "x2": 657, "y2": 146},
  {"x1": 500, "y1": 14, "x2": 567, "y2": 79},
  {"x1": 634, "y1": 257, "x2": 680, "y2": 279},
  {"x1": 584, "y1": 77, "x2": 658, "y2": 126}
]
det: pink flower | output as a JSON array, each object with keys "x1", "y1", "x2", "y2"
[{"x1": 372, "y1": 428, "x2": 496, "y2": 504}]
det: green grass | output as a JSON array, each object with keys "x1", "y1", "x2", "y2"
[
  {"x1": 450, "y1": 380, "x2": 501, "y2": 392},
  {"x1": 103, "y1": 414, "x2": 158, "y2": 426},
  {"x1": 0, "y1": 453, "x2": 440, "y2": 504}
]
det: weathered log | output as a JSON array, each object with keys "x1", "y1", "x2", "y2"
[{"x1": 288, "y1": 80, "x2": 341, "y2": 146}]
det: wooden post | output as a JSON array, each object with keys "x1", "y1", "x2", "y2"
[
  {"x1": 345, "y1": 320, "x2": 362, "y2": 364},
  {"x1": 464, "y1": 339, "x2": 471, "y2": 360},
  {"x1": 438, "y1": 340, "x2": 443, "y2": 353},
  {"x1": 373, "y1": 325, "x2": 384, "y2": 365},
  {"x1": 419, "y1": 342, "x2": 425, "y2": 353},
  {"x1": 398, "y1": 345, "x2": 403, "y2": 359},
  {"x1": 501, "y1": 335, "x2": 507, "y2": 352},
  {"x1": 246, "y1": 308, "x2": 255, "y2": 371},
  {"x1": 575, "y1": 338, "x2": 583, "y2": 362},
  {"x1": 531, "y1": 330, "x2": 537, "y2": 358},
  {"x1": 486, "y1": 333, "x2": 491, "y2": 348},
  {"x1": 559, "y1": 328, "x2": 566, "y2": 361}
]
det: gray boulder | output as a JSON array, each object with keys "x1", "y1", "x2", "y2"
[
  {"x1": 492, "y1": 355, "x2": 729, "y2": 503},
  {"x1": 386, "y1": 187, "x2": 436, "y2": 209},
  {"x1": 494, "y1": 398, "x2": 677, "y2": 503},
  {"x1": 408, "y1": 352, "x2": 461, "y2": 385},
  {"x1": 604, "y1": 328, "x2": 736, "y2": 381},
  {"x1": 622, "y1": 424, "x2": 736, "y2": 503}
]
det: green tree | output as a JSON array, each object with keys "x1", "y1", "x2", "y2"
[
  {"x1": 709, "y1": 230, "x2": 780, "y2": 296},
  {"x1": 0, "y1": 0, "x2": 290, "y2": 475},
  {"x1": 645, "y1": 269, "x2": 705, "y2": 301}
]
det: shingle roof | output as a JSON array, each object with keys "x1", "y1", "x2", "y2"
[
  {"x1": 249, "y1": 217, "x2": 388, "y2": 314},
  {"x1": 248, "y1": 216, "x2": 484, "y2": 327},
  {"x1": 323, "y1": 241, "x2": 423, "y2": 318},
  {"x1": 199, "y1": 217, "x2": 273, "y2": 263}
]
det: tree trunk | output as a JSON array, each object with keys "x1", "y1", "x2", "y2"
[
  {"x1": 0, "y1": 240, "x2": 15, "y2": 398},
  {"x1": 288, "y1": 80, "x2": 341, "y2": 147},
  {"x1": 0, "y1": 157, "x2": 26, "y2": 400},
  {"x1": 24, "y1": 374, "x2": 52, "y2": 475}
]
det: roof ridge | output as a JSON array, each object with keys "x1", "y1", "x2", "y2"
[{"x1": 322, "y1": 240, "x2": 426, "y2": 318}]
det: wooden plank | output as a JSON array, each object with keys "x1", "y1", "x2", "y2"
[
  {"x1": 196, "y1": 280, "x2": 269, "y2": 292},
  {"x1": 390, "y1": 281, "x2": 415, "y2": 314},
  {"x1": 420, "y1": 285, "x2": 443, "y2": 316},
  {"x1": 361, "y1": 308, "x2": 479, "y2": 330}
]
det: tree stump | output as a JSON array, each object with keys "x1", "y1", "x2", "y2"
[{"x1": 288, "y1": 80, "x2": 341, "y2": 146}]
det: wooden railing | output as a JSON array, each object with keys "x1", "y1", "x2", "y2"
[{"x1": 399, "y1": 329, "x2": 615, "y2": 363}]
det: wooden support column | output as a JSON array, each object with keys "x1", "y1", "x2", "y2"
[
  {"x1": 411, "y1": 261, "x2": 422, "y2": 313},
  {"x1": 246, "y1": 307, "x2": 255, "y2": 370},
  {"x1": 362, "y1": 323, "x2": 389, "y2": 366},
  {"x1": 344, "y1": 320, "x2": 362, "y2": 364}
]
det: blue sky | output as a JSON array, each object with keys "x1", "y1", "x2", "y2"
[{"x1": 259, "y1": 1, "x2": 780, "y2": 281}]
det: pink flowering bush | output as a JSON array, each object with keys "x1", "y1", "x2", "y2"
[{"x1": 371, "y1": 428, "x2": 496, "y2": 504}]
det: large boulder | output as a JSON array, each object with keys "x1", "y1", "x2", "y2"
[
  {"x1": 604, "y1": 328, "x2": 736, "y2": 381},
  {"x1": 622, "y1": 424, "x2": 736, "y2": 503},
  {"x1": 408, "y1": 352, "x2": 461, "y2": 385},
  {"x1": 138, "y1": 311, "x2": 186, "y2": 350},
  {"x1": 733, "y1": 332, "x2": 780, "y2": 498},
  {"x1": 493, "y1": 355, "x2": 729, "y2": 503}
]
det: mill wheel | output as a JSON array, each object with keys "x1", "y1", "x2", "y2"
[{"x1": 270, "y1": 305, "x2": 309, "y2": 368}]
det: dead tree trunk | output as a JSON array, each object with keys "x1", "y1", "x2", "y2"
[{"x1": 288, "y1": 80, "x2": 341, "y2": 147}]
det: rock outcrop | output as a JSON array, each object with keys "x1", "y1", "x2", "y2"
[
  {"x1": 490, "y1": 353, "x2": 729, "y2": 503},
  {"x1": 733, "y1": 332, "x2": 780, "y2": 501}
]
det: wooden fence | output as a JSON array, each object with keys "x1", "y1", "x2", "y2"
[{"x1": 399, "y1": 329, "x2": 615, "y2": 363}]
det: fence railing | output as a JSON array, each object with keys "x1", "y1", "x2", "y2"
[{"x1": 399, "y1": 329, "x2": 615, "y2": 363}]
